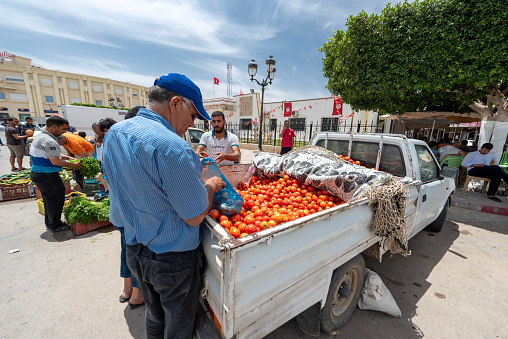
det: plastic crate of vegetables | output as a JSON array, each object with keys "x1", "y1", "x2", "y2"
[
  {"x1": 0, "y1": 170, "x2": 35, "y2": 201},
  {"x1": 0, "y1": 183, "x2": 34, "y2": 201},
  {"x1": 63, "y1": 196, "x2": 112, "y2": 235}
]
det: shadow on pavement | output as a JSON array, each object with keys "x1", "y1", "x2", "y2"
[
  {"x1": 447, "y1": 206, "x2": 508, "y2": 236},
  {"x1": 40, "y1": 224, "x2": 117, "y2": 242},
  {"x1": 124, "y1": 305, "x2": 147, "y2": 339},
  {"x1": 265, "y1": 220, "x2": 460, "y2": 338}
]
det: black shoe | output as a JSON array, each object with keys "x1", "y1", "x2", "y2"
[
  {"x1": 119, "y1": 295, "x2": 130, "y2": 303},
  {"x1": 50, "y1": 223, "x2": 72, "y2": 232},
  {"x1": 128, "y1": 301, "x2": 145, "y2": 310}
]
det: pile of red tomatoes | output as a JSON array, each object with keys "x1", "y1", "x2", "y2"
[{"x1": 208, "y1": 174, "x2": 345, "y2": 238}]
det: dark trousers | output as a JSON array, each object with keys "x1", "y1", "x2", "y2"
[
  {"x1": 280, "y1": 147, "x2": 292, "y2": 155},
  {"x1": 126, "y1": 243, "x2": 201, "y2": 339},
  {"x1": 30, "y1": 172, "x2": 65, "y2": 229},
  {"x1": 468, "y1": 165, "x2": 508, "y2": 196}
]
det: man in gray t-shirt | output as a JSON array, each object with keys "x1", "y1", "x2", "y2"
[{"x1": 5, "y1": 117, "x2": 29, "y2": 171}]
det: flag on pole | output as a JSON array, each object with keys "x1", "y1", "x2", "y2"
[
  {"x1": 332, "y1": 97, "x2": 343, "y2": 116},
  {"x1": 283, "y1": 102, "x2": 292, "y2": 117},
  {"x1": 214, "y1": 77, "x2": 220, "y2": 85}
]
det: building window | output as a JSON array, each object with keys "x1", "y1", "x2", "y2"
[
  {"x1": 115, "y1": 88, "x2": 122, "y2": 95},
  {"x1": 240, "y1": 119, "x2": 252, "y2": 130},
  {"x1": 83, "y1": 80, "x2": 87, "y2": 86},
  {"x1": 0, "y1": 92, "x2": 6, "y2": 100},
  {"x1": 106, "y1": 84, "x2": 110, "y2": 89},
  {"x1": 41, "y1": 78, "x2": 52, "y2": 86},
  {"x1": 57, "y1": 76, "x2": 62, "y2": 83},
  {"x1": 290, "y1": 118, "x2": 306, "y2": 131},
  {"x1": 68, "y1": 81, "x2": 78, "y2": 89},
  {"x1": 71, "y1": 98, "x2": 80, "y2": 103},
  {"x1": 321, "y1": 118, "x2": 338, "y2": 132},
  {"x1": 95, "y1": 100, "x2": 103, "y2": 106},
  {"x1": 6, "y1": 74, "x2": 24, "y2": 82},
  {"x1": 93, "y1": 84, "x2": 101, "y2": 92},
  {"x1": 28, "y1": 73, "x2": 34, "y2": 80},
  {"x1": 10, "y1": 93, "x2": 28, "y2": 101},
  {"x1": 132, "y1": 91, "x2": 137, "y2": 97},
  {"x1": 45, "y1": 95, "x2": 55, "y2": 103}
]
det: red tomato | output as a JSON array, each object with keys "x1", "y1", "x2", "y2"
[
  {"x1": 265, "y1": 220, "x2": 275, "y2": 228},
  {"x1": 229, "y1": 227, "x2": 240, "y2": 238},
  {"x1": 246, "y1": 225, "x2": 257, "y2": 234},
  {"x1": 220, "y1": 220, "x2": 232, "y2": 230},
  {"x1": 244, "y1": 215, "x2": 255, "y2": 225},
  {"x1": 209, "y1": 209, "x2": 220, "y2": 219},
  {"x1": 259, "y1": 221, "x2": 269, "y2": 230},
  {"x1": 230, "y1": 214, "x2": 242, "y2": 223},
  {"x1": 240, "y1": 232, "x2": 249, "y2": 237}
]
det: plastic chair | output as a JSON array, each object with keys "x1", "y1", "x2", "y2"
[
  {"x1": 440, "y1": 156, "x2": 463, "y2": 168},
  {"x1": 500, "y1": 152, "x2": 508, "y2": 175}
]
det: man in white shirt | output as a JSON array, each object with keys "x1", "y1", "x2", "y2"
[
  {"x1": 197, "y1": 111, "x2": 241, "y2": 165},
  {"x1": 461, "y1": 143, "x2": 508, "y2": 202}
]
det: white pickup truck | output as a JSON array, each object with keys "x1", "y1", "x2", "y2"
[{"x1": 196, "y1": 133, "x2": 456, "y2": 339}]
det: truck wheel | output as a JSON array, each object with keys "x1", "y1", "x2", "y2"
[
  {"x1": 425, "y1": 199, "x2": 449, "y2": 232},
  {"x1": 321, "y1": 255, "x2": 365, "y2": 333}
]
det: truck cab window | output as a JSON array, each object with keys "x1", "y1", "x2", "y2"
[
  {"x1": 350, "y1": 142, "x2": 405, "y2": 177},
  {"x1": 415, "y1": 145, "x2": 440, "y2": 182},
  {"x1": 315, "y1": 139, "x2": 348, "y2": 156}
]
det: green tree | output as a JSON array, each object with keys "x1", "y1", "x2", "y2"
[{"x1": 320, "y1": 0, "x2": 508, "y2": 121}]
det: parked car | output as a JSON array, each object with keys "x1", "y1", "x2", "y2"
[{"x1": 184, "y1": 127, "x2": 205, "y2": 150}]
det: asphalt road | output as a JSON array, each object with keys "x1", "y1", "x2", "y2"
[{"x1": 1, "y1": 147, "x2": 507, "y2": 338}]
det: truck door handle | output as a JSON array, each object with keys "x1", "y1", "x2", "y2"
[{"x1": 422, "y1": 194, "x2": 427, "y2": 202}]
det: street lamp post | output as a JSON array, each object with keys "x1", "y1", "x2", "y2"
[{"x1": 248, "y1": 56, "x2": 276, "y2": 151}]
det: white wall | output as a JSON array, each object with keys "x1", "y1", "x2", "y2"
[{"x1": 228, "y1": 95, "x2": 378, "y2": 132}]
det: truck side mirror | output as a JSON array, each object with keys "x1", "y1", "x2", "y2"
[{"x1": 440, "y1": 166, "x2": 458, "y2": 180}]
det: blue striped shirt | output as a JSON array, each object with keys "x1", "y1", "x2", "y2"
[{"x1": 102, "y1": 108, "x2": 209, "y2": 253}]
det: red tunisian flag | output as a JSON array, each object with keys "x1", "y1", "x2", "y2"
[
  {"x1": 283, "y1": 102, "x2": 292, "y2": 117},
  {"x1": 214, "y1": 77, "x2": 220, "y2": 85},
  {"x1": 332, "y1": 97, "x2": 343, "y2": 116}
]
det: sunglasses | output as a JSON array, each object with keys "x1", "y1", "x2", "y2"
[{"x1": 182, "y1": 99, "x2": 199, "y2": 121}]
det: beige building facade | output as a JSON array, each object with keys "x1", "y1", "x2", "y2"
[{"x1": 0, "y1": 51, "x2": 149, "y2": 123}]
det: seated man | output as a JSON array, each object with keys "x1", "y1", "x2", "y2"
[
  {"x1": 437, "y1": 138, "x2": 465, "y2": 162},
  {"x1": 461, "y1": 143, "x2": 508, "y2": 202},
  {"x1": 458, "y1": 140, "x2": 470, "y2": 152},
  {"x1": 197, "y1": 111, "x2": 241, "y2": 165},
  {"x1": 57, "y1": 132, "x2": 94, "y2": 158}
]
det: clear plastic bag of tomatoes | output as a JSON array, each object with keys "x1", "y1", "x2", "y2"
[{"x1": 202, "y1": 157, "x2": 244, "y2": 216}]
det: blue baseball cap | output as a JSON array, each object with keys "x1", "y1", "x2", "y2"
[{"x1": 154, "y1": 73, "x2": 211, "y2": 121}]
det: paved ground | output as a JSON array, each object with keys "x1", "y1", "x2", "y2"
[{"x1": 1, "y1": 146, "x2": 508, "y2": 338}]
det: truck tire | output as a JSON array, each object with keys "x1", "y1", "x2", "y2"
[
  {"x1": 425, "y1": 199, "x2": 449, "y2": 232},
  {"x1": 321, "y1": 254, "x2": 365, "y2": 333}
]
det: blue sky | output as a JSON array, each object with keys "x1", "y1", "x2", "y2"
[{"x1": 2, "y1": 0, "x2": 393, "y2": 102}]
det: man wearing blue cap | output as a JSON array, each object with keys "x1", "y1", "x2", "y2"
[{"x1": 102, "y1": 73, "x2": 224, "y2": 338}]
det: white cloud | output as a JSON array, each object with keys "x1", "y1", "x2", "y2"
[
  {"x1": 31, "y1": 55, "x2": 156, "y2": 87},
  {"x1": 292, "y1": 65, "x2": 297, "y2": 72},
  {"x1": 1, "y1": 0, "x2": 277, "y2": 57}
]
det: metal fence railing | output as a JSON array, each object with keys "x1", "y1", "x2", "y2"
[{"x1": 193, "y1": 121, "x2": 383, "y2": 147}]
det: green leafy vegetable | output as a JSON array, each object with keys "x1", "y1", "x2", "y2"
[
  {"x1": 78, "y1": 157, "x2": 101, "y2": 179},
  {"x1": 64, "y1": 196, "x2": 110, "y2": 224}
]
